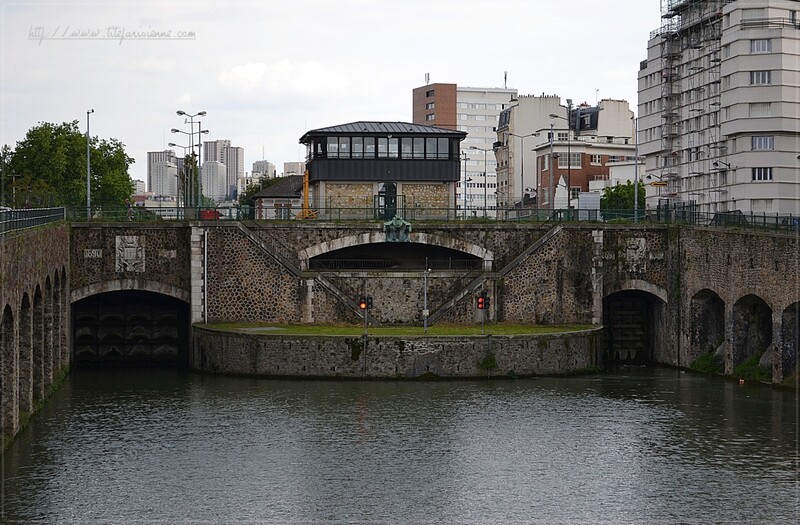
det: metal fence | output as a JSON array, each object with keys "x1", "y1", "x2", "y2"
[
  {"x1": 57, "y1": 204, "x2": 800, "y2": 235},
  {"x1": 0, "y1": 207, "x2": 66, "y2": 236}
]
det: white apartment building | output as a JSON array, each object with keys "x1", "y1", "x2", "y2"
[
  {"x1": 150, "y1": 160, "x2": 178, "y2": 197},
  {"x1": 201, "y1": 161, "x2": 228, "y2": 203},
  {"x1": 497, "y1": 96, "x2": 637, "y2": 209},
  {"x1": 283, "y1": 161, "x2": 306, "y2": 176},
  {"x1": 224, "y1": 146, "x2": 245, "y2": 199},
  {"x1": 146, "y1": 150, "x2": 177, "y2": 192},
  {"x1": 203, "y1": 140, "x2": 231, "y2": 164},
  {"x1": 638, "y1": 0, "x2": 800, "y2": 215},
  {"x1": 252, "y1": 160, "x2": 276, "y2": 179}
]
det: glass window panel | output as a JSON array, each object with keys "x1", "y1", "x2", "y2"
[
  {"x1": 338, "y1": 137, "x2": 350, "y2": 158},
  {"x1": 413, "y1": 138, "x2": 425, "y2": 159},
  {"x1": 438, "y1": 138, "x2": 449, "y2": 159},
  {"x1": 378, "y1": 138, "x2": 388, "y2": 158},
  {"x1": 401, "y1": 138, "x2": 413, "y2": 159},
  {"x1": 352, "y1": 137, "x2": 363, "y2": 159},
  {"x1": 426, "y1": 138, "x2": 437, "y2": 159},
  {"x1": 327, "y1": 138, "x2": 339, "y2": 158},
  {"x1": 388, "y1": 138, "x2": 398, "y2": 158},
  {"x1": 364, "y1": 137, "x2": 376, "y2": 158}
]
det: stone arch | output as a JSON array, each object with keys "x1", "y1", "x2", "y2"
[
  {"x1": 299, "y1": 232, "x2": 494, "y2": 271},
  {"x1": 33, "y1": 285, "x2": 44, "y2": 403},
  {"x1": 688, "y1": 289, "x2": 725, "y2": 369},
  {"x1": 73, "y1": 290, "x2": 190, "y2": 366},
  {"x1": 606, "y1": 279, "x2": 669, "y2": 304},
  {"x1": 779, "y1": 302, "x2": 799, "y2": 383},
  {"x1": 70, "y1": 279, "x2": 190, "y2": 304},
  {"x1": 44, "y1": 276, "x2": 54, "y2": 388},
  {"x1": 729, "y1": 294, "x2": 772, "y2": 373},
  {"x1": 1, "y1": 304, "x2": 17, "y2": 435},
  {"x1": 19, "y1": 293, "x2": 33, "y2": 416},
  {"x1": 53, "y1": 270, "x2": 63, "y2": 373},
  {"x1": 59, "y1": 266, "x2": 68, "y2": 368},
  {"x1": 602, "y1": 287, "x2": 667, "y2": 364}
]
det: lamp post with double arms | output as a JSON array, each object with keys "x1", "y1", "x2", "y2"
[
  {"x1": 507, "y1": 132, "x2": 539, "y2": 207},
  {"x1": 86, "y1": 109, "x2": 94, "y2": 219},
  {"x1": 174, "y1": 110, "x2": 206, "y2": 207}
]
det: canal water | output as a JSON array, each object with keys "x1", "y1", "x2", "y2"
[{"x1": 2, "y1": 367, "x2": 798, "y2": 524}]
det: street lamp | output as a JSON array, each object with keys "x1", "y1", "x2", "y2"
[
  {"x1": 174, "y1": 110, "x2": 207, "y2": 207},
  {"x1": 86, "y1": 109, "x2": 94, "y2": 219},
  {"x1": 423, "y1": 263, "x2": 431, "y2": 333},
  {"x1": 460, "y1": 151, "x2": 470, "y2": 219},
  {"x1": 507, "y1": 132, "x2": 540, "y2": 207},
  {"x1": 550, "y1": 109, "x2": 572, "y2": 211},
  {"x1": 470, "y1": 146, "x2": 490, "y2": 217}
]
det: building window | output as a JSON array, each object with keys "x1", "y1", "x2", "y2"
[
  {"x1": 401, "y1": 137, "x2": 413, "y2": 159},
  {"x1": 426, "y1": 89, "x2": 434, "y2": 97},
  {"x1": 751, "y1": 167, "x2": 773, "y2": 181},
  {"x1": 751, "y1": 136, "x2": 774, "y2": 150},
  {"x1": 752, "y1": 199, "x2": 773, "y2": 213},
  {"x1": 591, "y1": 154, "x2": 602, "y2": 165},
  {"x1": 558, "y1": 153, "x2": 581, "y2": 168},
  {"x1": 749, "y1": 102, "x2": 771, "y2": 117},
  {"x1": 750, "y1": 39, "x2": 772, "y2": 53},
  {"x1": 363, "y1": 137, "x2": 376, "y2": 158},
  {"x1": 750, "y1": 70, "x2": 771, "y2": 85},
  {"x1": 425, "y1": 102, "x2": 435, "y2": 110},
  {"x1": 557, "y1": 132, "x2": 568, "y2": 141},
  {"x1": 425, "y1": 114, "x2": 435, "y2": 121}
]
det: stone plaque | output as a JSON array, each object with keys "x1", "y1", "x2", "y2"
[
  {"x1": 83, "y1": 249, "x2": 102, "y2": 259},
  {"x1": 116, "y1": 235, "x2": 145, "y2": 273},
  {"x1": 625, "y1": 237, "x2": 647, "y2": 274}
]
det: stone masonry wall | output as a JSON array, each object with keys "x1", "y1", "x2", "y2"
[{"x1": 194, "y1": 325, "x2": 601, "y2": 379}]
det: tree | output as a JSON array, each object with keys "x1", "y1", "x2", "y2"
[
  {"x1": 237, "y1": 175, "x2": 284, "y2": 205},
  {"x1": 600, "y1": 181, "x2": 645, "y2": 219},
  {"x1": 5, "y1": 120, "x2": 134, "y2": 209}
]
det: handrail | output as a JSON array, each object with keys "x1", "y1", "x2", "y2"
[{"x1": 0, "y1": 207, "x2": 66, "y2": 236}]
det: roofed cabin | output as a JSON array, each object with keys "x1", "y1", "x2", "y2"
[{"x1": 300, "y1": 121, "x2": 466, "y2": 220}]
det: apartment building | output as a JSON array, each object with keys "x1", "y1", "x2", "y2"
[
  {"x1": 413, "y1": 83, "x2": 517, "y2": 215},
  {"x1": 638, "y1": 0, "x2": 800, "y2": 214}
]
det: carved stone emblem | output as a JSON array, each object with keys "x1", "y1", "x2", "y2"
[
  {"x1": 116, "y1": 235, "x2": 145, "y2": 273},
  {"x1": 625, "y1": 237, "x2": 646, "y2": 274}
]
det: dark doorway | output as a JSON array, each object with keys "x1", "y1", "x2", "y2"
[
  {"x1": 377, "y1": 182, "x2": 397, "y2": 219},
  {"x1": 72, "y1": 291, "x2": 190, "y2": 367},
  {"x1": 603, "y1": 291, "x2": 661, "y2": 365}
]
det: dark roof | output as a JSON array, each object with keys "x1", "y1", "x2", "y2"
[
  {"x1": 251, "y1": 175, "x2": 303, "y2": 199},
  {"x1": 300, "y1": 121, "x2": 465, "y2": 143}
]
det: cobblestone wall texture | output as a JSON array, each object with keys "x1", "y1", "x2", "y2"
[
  {"x1": 401, "y1": 183, "x2": 450, "y2": 209},
  {"x1": 194, "y1": 326, "x2": 601, "y2": 379},
  {"x1": 324, "y1": 183, "x2": 374, "y2": 209}
]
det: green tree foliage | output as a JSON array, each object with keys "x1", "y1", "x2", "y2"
[
  {"x1": 599, "y1": 181, "x2": 646, "y2": 217},
  {"x1": 3, "y1": 120, "x2": 134, "y2": 208}
]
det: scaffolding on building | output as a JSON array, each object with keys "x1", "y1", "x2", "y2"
[{"x1": 658, "y1": 0, "x2": 733, "y2": 207}]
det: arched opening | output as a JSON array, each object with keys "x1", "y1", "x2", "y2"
[
  {"x1": 1, "y1": 304, "x2": 16, "y2": 435},
  {"x1": 19, "y1": 294, "x2": 33, "y2": 416},
  {"x1": 730, "y1": 294, "x2": 772, "y2": 377},
  {"x1": 780, "y1": 302, "x2": 799, "y2": 383},
  {"x1": 33, "y1": 286, "x2": 44, "y2": 403},
  {"x1": 44, "y1": 276, "x2": 54, "y2": 386},
  {"x1": 602, "y1": 290, "x2": 665, "y2": 365},
  {"x1": 72, "y1": 290, "x2": 190, "y2": 367},
  {"x1": 688, "y1": 289, "x2": 725, "y2": 372},
  {"x1": 310, "y1": 242, "x2": 482, "y2": 271}
]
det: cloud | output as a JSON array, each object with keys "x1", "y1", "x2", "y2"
[{"x1": 218, "y1": 60, "x2": 350, "y2": 99}]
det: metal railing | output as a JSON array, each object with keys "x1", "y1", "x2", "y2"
[
  {"x1": 61, "y1": 204, "x2": 800, "y2": 235},
  {"x1": 0, "y1": 207, "x2": 66, "y2": 235}
]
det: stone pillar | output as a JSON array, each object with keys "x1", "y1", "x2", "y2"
[
  {"x1": 33, "y1": 296, "x2": 44, "y2": 403},
  {"x1": 772, "y1": 313, "x2": 784, "y2": 384},
  {"x1": 591, "y1": 230, "x2": 604, "y2": 326},
  {"x1": 190, "y1": 226, "x2": 205, "y2": 324},
  {"x1": 44, "y1": 284, "x2": 54, "y2": 388},
  {"x1": 18, "y1": 304, "x2": 33, "y2": 414},
  {"x1": 302, "y1": 279, "x2": 315, "y2": 323},
  {"x1": 1, "y1": 310, "x2": 19, "y2": 436}
]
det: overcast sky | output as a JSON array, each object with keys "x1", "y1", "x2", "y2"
[{"x1": 1, "y1": 0, "x2": 662, "y2": 187}]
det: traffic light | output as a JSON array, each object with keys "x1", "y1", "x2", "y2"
[
  {"x1": 477, "y1": 292, "x2": 486, "y2": 310},
  {"x1": 359, "y1": 296, "x2": 374, "y2": 310},
  {"x1": 484, "y1": 294, "x2": 490, "y2": 309}
]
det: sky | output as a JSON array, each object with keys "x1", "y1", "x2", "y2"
[{"x1": 1, "y1": 0, "x2": 663, "y2": 188}]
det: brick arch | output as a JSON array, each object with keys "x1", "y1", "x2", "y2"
[
  {"x1": 70, "y1": 279, "x2": 190, "y2": 304},
  {"x1": 299, "y1": 232, "x2": 494, "y2": 270},
  {"x1": 605, "y1": 279, "x2": 669, "y2": 304}
]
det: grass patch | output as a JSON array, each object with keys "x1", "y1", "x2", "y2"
[
  {"x1": 733, "y1": 353, "x2": 771, "y2": 382},
  {"x1": 690, "y1": 352, "x2": 724, "y2": 375},
  {"x1": 204, "y1": 322, "x2": 595, "y2": 337}
]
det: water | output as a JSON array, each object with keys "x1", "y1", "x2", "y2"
[{"x1": 2, "y1": 367, "x2": 798, "y2": 524}]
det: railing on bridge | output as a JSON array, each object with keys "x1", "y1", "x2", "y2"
[
  {"x1": 64, "y1": 204, "x2": 800, "y2": 235},
  {"x1": 0, "y1": 207, "x2": 66, "y2": 235}
]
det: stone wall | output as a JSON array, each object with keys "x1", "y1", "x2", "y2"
[
  {"x1": 322, "y1": 183, "x2": 374, "y2": 209},
  {"x1": 193, "y1": 325, "x2": 602, "y2": 379}
]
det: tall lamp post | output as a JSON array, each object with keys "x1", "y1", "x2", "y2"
[
  {"x1": 460, "y1": 151, "x2": 471, "y2": 219},
  {"x1": 507, "y1": 132, "x2": 539, "y2": 207},
  {"x1": 168, "y1": 142, "x2": 192, "y2": 209},
  {"x1": 86, "y1": 109, "x2": 94, "y2": 219},
  {"x1": 174, "y1": 110, "x2": 207, "y2": 207},
  {"x1": 171, "y1": 123, "x2": 208, "y2": 207},
  {"x1": 549, "y1": 106, "x2": 573, "y2": 211},
  {"x1": 469, "y1": 146, "x2": 490, "y2": 217}
]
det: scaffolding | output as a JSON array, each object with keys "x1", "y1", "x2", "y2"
[{"x1": 658, "y1": 0, "x2": 733, "y2": 206}]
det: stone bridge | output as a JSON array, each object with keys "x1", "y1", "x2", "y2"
[{"x1": 2, "y1": 219, "x2": 799, "y2": 442}]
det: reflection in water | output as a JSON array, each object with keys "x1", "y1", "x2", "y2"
[{"x1": 2, "y1": 368, "x2": 797, "y2": 524}]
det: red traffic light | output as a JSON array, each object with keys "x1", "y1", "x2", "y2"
[
  {"x1": 477, "y1": 296, "x2": 486, "y2": 310},
  {"x1": 359, "y1": 298, "x2": 368, "y2": 310}
]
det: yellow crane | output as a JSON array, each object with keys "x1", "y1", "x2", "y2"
[{"x1": 296, "y1": 169, "x2": 318, "y2": 220}]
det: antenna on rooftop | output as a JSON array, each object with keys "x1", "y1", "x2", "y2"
[
  {"x1": 425, "y1": 72, "x2": 430, "y2": 85},
  {"x1": 504, "y1": 71, "x2": 507, "y2": 89}
]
